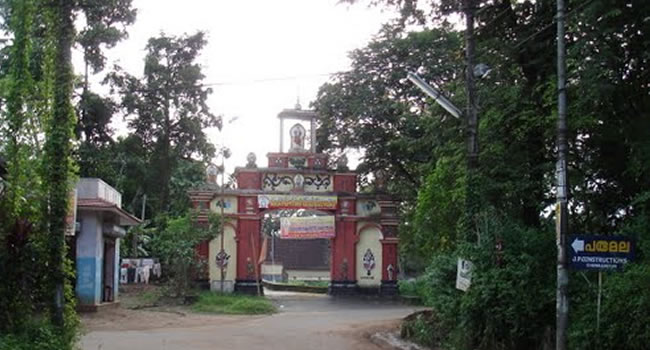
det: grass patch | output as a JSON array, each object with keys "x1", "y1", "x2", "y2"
[
  {"x1": 119, "y1": 285, "x2": 164, "y2": 309},
  {"x1": 191, "y1": 292, "x2": 276, "y2": 315},
  {"x1": 285, "y1": 280, "x2": 329, "y2": 288}
]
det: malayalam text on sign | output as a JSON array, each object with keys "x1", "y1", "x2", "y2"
[{"x1": 568, "y1": 235, "x2": 634, "y2": 270}]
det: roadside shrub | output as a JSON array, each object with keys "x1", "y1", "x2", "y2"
[
  {"x1": 400, "y1": 310, "x2": 440, "y2": 348},
  {"x1": 405, "y1": 212, "x2": 557, "y2": 350},
  {"x1": 149, "y1": 212, "x2": 218, "y2": 297},
  {"x1": 0, "y1": 320, "x2": 70, "y2": 350},
  {"x1": 569, "y1": 264, "x2": 650, "y2": 350},
  {"x1": 397, "y1": 277, "x2": 428, "y2": 298}
]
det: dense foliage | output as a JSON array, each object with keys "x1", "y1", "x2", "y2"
[
  {"x1": 105, "y1": 31, "x2": 220, "y2": 215},
  {"x1": 0, "y1": 0, "x2": 136, "y2": 347},
  {"x1": 317, "y1": 0, "x2": 650, "y2": 349}
]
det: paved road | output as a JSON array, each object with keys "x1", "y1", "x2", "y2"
[{"x1": 80, "y1": 290, "x2": 419, "y2": 350}]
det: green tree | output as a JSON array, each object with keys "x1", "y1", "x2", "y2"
[
  {"x1": 0, "y1": 0, "x2": 38, "y2": 332},
  {"x1": 149, "y1": 212, "x2": 219, "y2": 297},
  {"x1": 107, "y1": 32, "x2": 220, "y2": 214},
  {"x1": 314, "y1": 28, "x2": 464, "y2": 200}
]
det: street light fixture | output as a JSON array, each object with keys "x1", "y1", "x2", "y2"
[
  {"x1": 473, "y1": 63, "x2": 492, "y2": 79},
  {"x1": 407, "y1": 71, "x2": 463, "y2": 120}
]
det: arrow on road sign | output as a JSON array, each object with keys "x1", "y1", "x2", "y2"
[{"x1": 571, "y1": 238, "x2": 584, "y2": 253}]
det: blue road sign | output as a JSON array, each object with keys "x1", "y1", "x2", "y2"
[{"x1": 568, "y1": 235, "x2": 634, "y2": 270}]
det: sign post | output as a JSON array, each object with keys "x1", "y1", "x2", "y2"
[
  {"x1": 568, "y1": 234, "x2": 634, "y2": 346},
  {"x1": 455, "y1": 258, "x2": 473, "y2": 292},
  {"x1": 568, "y1": 235, "x2": 634, "y2": 270}
]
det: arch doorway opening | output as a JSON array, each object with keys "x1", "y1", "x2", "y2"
[{"x1": 260, "y1": 209, "x2": 332, "y2": 288}]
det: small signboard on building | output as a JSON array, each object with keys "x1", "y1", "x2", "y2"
[
  {"x1": 456, "y1": 258, "x2": 473, "y2": 292},
  {"x1": 280, "y1": 215, "x2": 335, "y2": 239},
  {"x1": 258, "y1": 194, "x2": 337, "y2": 210},
  {"x1": 568, "y1": 235, "x2": 634, "y2": 270}
]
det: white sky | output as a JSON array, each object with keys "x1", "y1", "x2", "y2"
[{"x1": 84, "y1": 0, "x2": 397, "y2": 173}]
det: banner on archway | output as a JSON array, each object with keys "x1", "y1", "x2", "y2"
[
  {"x1": 280, "y1": 216, "x2": 335, "y2": 239},
  {"x1": 258, "y1": 194, "x2": 337, "y2": 210}
]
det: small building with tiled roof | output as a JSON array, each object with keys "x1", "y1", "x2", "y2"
[{"x1": 74, "y1": 178, "x2": 140, "y2": 311}]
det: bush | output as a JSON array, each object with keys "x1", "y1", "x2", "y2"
[
  {"x1": 404, "y1": 212, "x2": 557, "y2": 349},
  {"x1": 149, "y1": 212, "x2": 218, "y2": 297},
  {"x1": 400, "y1": 310, "x2": 439, "y2": 348},
  {"x1": 0, "y1": 321, "x2": 71, "y2": 350},
  {"x1": 569, "y1": 265, "x2": 650, "y2": 350}
]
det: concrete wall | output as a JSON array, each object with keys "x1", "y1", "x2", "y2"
[
  {"x1": 77, "y1": 178, "x2": 122, "y2": 207},
  {"x1": 76, "y1": 211, "x2": 104, "y2": 306}
]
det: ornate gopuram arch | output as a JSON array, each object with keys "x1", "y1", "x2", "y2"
[{"x1": 189, "y1": 107, "x2": 400, "y2": 296}]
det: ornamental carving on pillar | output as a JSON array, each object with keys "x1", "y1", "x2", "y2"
[
  {"x1": 246, "y1": 257, "x2": 254, "y2": 278},
  {"x1": 215, "y1": 249, "x2": 230, "y2": 269},
  {"x1": 340, "y1": 258, "x2": 349, "y2": 280},
  {"x1": 387, "y1": 264, "x2": 395, "y2": 281},
  {"x1": 363, "y1": 249, "x2": 376, "y2": 276}
]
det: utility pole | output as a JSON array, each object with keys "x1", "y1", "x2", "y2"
[
  {"x1": 407, "y1": 0, "x2": 481, "y2": 243},
  {"x1": 464, "y1": 0, "x2": 479, "y2": 241},
  {"x1": 555, "y1": 0, "x2": 570, "y2": 348},
  {"x1": 133, "y1": 194, "x2": 146, "y2": 258}
]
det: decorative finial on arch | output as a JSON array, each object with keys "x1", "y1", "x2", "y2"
[{"x1": 295, "y1": 95, "x2": 302, "y2": 110}]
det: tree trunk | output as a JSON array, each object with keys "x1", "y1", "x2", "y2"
[{"x1": 160, "y1": 97, "x2": 171, "y2": 211}]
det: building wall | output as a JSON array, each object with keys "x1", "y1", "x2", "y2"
[
  {"x1": 77, "y1": 178, "x2": 122, "y2": 207},
  {"x1": 210, "y1": 195, "x2": 238, "y2": 214},
  {"x1": 356, "y1": 224, "x2": 383, "y2": 287},
  {"x1": 76, "y1": 211, "x2": 104, "y2": 305},
  {"x1": 113, "y1": 238, "x2": 120, "y2": 301}
]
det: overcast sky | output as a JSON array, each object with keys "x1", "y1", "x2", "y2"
[{"x1": 85, "y1": 0, "x2": 396, "y2": 173}]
